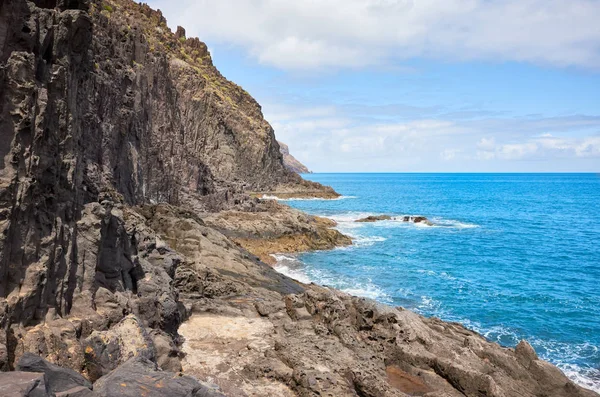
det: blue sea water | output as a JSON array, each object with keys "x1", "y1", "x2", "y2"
[{"x1": 272, "y1": 173, "x2": 600, "y2": 392}]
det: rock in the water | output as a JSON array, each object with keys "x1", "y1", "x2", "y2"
[
  {"x1": 355, "y1": 215, "x2": 393, "y2": 222},
  {"x1": 16, "y1": 354, "x2": 92, "y2": 394},
  {"x1": 402, "y1": 215, "x2": 433, "y2": 225},
  {"x1": 0, "y1": 372, "x2": 49, "y2": 397},
  {"x1": 93, "y1": 357, "x2": 224, "y2": 397}
]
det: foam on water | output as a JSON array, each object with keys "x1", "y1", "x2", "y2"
[
  {"x1": 261, "y1": 195, "x2": 357, "y2": 201},
  {"x1": 272, "y1": 254, "x2": 392, "y2": 303}
]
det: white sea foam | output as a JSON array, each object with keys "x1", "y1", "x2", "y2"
[
  {"x1": 560, "y1": 364, "x2": 600, "y2": 393},
  {"x1": 272, "y1": 255, "x2": 392, "y2": 303},
  {"x1": 341, "y1": 284, "x2": 392, "y2": 302},
  {"x1": 261, "y1": 195, "x2": 357, "y2": 201}
]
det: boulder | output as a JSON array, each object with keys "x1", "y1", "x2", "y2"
[
  {"x1": 16, "y1": 353, "x2": 92, "y2": 394},
  {"x1": 93, "y1": 357, "x2": 225, "y2": 397}
]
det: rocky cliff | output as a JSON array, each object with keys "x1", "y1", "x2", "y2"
[
  {"x1": 279, "y1": 141, "x2": 311, "y2": 174},
  {"x1": 0, "y1": 1, "x2": 597, "y2": 397}
]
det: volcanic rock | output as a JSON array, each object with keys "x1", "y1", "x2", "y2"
[
  {"x1": 278, "y1": 141, "x2": 311, "y2": 174},
  {"x1": 16, "y1": 353, "x2": 92, "y2": 394},
  {"x1": 356, "y1": 215, "x2": 393, "y2": 222}
]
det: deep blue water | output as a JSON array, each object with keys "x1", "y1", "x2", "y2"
[{"x1": 272, "y1": 173, "x2": 600, "y2": 392}]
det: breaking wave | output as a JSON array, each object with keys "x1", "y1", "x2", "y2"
[
  {"x1": 272, "y1": 254, "x2": 392, "y2": 303},
  {"x1": 261, "y1": 195, "x2": 357, "y2": 201}
]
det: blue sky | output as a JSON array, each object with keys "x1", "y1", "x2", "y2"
[{"x1": 147, "y1": 0, "x2": 600, "y2": 172}]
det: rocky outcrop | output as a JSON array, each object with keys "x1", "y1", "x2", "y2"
[
  {"x1": 201, "y1": 200, "x2": 352, "y2": 264},
  {"x1": 356, "y1": 215, "x2": 393, "y2": 222},
  {"x1": 278, "y1": 141, "x2": 310, "y2": 174},
  {"x1": 177, "y1": 280, "x2": 599, "y2": 397},
  {"x1": 93, "y1": 357, "x2": 224, "y2": 397}
]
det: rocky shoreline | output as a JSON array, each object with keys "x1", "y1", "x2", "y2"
[{"x1": 0, "y1": 0, "x2": 598, "y2": 396}]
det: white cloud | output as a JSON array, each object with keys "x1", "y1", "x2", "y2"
[
  {"x1": 262, "y1": 101, "x2": 600, "y2": 171},
  {"x1": 152, "y1": 0, "x2": 600, "y2": 70},
  {"x1": 475, "y1": 134, "x2": 600, "y2": 161}
]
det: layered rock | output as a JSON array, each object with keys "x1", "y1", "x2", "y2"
[
  {"x1": 201, "y1": 200, "x2": 352, "y2": 264},
  {"x1": 278, "y1": 141, "x2": 310, "y2": 174},
  {"x1": 0, "y1": 0, "x2": 328, "y2": 372}
]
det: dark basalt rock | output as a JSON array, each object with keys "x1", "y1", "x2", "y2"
[
  {"x1": 355, "y1": 215, "x2": 392, "y2": 222},
  {"x1": 16, "y1": 353, "x2": 92, "y2": 394},
  {"x1": 402, "y1": 215, "x2": 433, "y2": 225},
  {"x1": 93, "y1": 357, "x2": 225, "y2": 397},
  {"x1": 0, "y1": 371, "x2": 49, "y2": 397}
]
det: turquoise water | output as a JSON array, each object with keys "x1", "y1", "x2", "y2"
[{"x1": 273, "y1": 173, "x2": 600, "y2": 392}]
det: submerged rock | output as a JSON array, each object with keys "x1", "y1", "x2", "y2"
[{"x1": 355, "y1": 215, "x2": 393, "y2": 222}]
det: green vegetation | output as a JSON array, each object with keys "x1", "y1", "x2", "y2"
[{"x1": 103, "y1": 4, "x2": 113, "y2": 13}]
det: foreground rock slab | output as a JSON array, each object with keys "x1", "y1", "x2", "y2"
[
  {"x1": 93, "y1": 357, "x2": 224, "y2": 397},
  {"x1": 16, "y1": 354, "x2": 92, "y2": 394},
  {"x1": 0, "y1": 372, "x2": 49, "y2": 397}
]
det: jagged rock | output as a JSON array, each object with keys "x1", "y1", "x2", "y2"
[
  {"x1": 278, "y1": 141, "x2": 310, "y2": 174},
  {"x1": 10, "y1": 319, "x2": 84, "y2": 374},
  {"x1": 16, "y1": 354, "x2": 92, "y2": 394},
  {"x1": 402, "y1": 215, "x2": 433, "y2": 225},
  {"x1": 93, "y1": 357, "x2": 225, "y2": 397},
  {"x1": 149, "y1": 330, "x2": 183, "y2": 373},
  {"x1": 356, "y1": 215, "x2": 393, "y2": 222},
  {"x1": 82, "y1": 315, "x2": 156, "y2": 382},
  {"x1": 0, "y1": 1, "x2": 598, "y2": 396}
]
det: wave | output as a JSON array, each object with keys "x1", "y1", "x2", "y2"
[
  {"x1": 324, "y1": 212, "x2": 480, "y2": 230},
  {"x1": 272, "y1": 255, "x2": 392, "y2": 303},
  {"x1": 261, "y1": 195, "x2": 357, "y2": 201}
]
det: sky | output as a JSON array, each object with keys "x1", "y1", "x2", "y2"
[{"x1": 147, "y1": 0, "x2": 600, "y2": 172}]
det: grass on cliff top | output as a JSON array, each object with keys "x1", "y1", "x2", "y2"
[{"x1": 97, "y1": 0, "x2": 258, "y2": 117}]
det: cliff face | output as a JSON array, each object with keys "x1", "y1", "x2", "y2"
[
  {"x1": 0, "y1": 0, "x2": 324, "y2": 371},
  {"x1": 278, "y1": 141, "x2": 310, "y2": 174}
]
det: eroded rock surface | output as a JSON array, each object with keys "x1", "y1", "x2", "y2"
[{"x1": 201, "y1": 200, "x2": 352, "y2": 264}]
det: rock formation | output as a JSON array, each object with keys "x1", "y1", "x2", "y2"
[
  {"x1": 356, "y1": 215, "x2": 393, "y2": 222},
  {"x1": 0, "y1": 0, "x2": 597, "y2": 396},
  {"x1": 278, "y1": 141, "x2": 311, "y2": 174}
]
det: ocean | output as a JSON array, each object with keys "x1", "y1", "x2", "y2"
[{"x1": 270, "y1": 173, "x2": 600, "y2": 392}]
